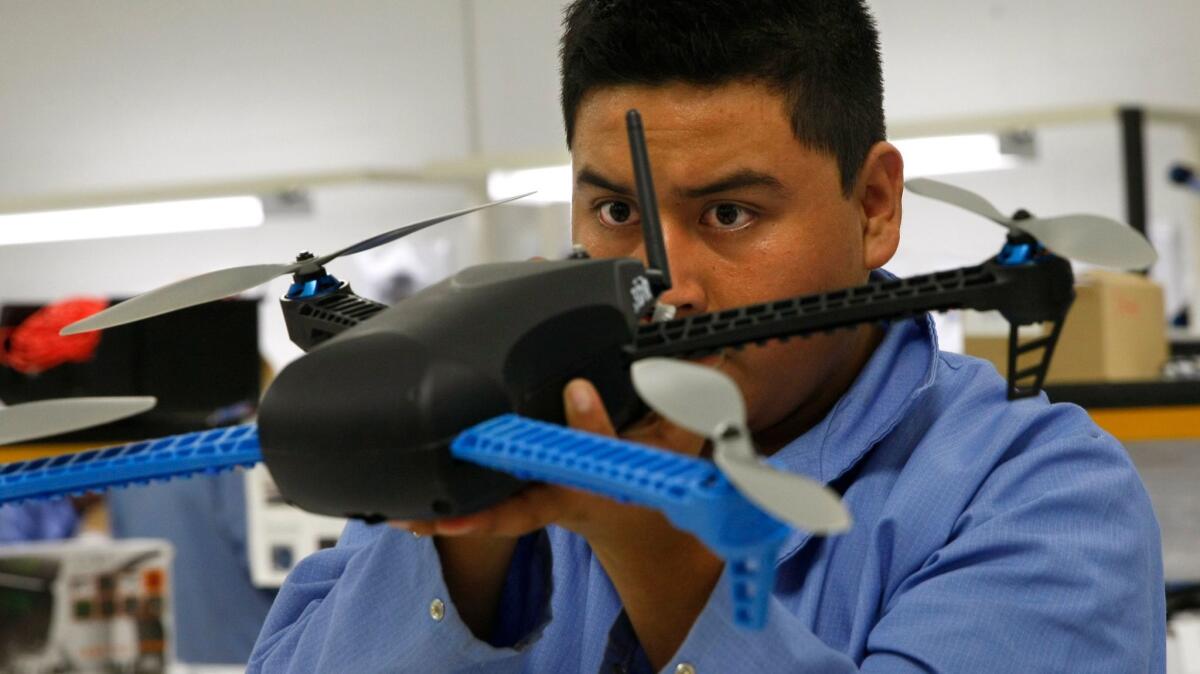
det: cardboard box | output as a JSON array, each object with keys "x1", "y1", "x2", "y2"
[{"x1": 964, "y1": 270, "x2": 1168, "y2": 384}]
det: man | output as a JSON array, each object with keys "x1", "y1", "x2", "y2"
[{"x1": 249, "y1": 2, "x2": 1164, "y2": 671}]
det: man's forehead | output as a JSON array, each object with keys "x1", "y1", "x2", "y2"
[
  {"x1": 570, "y1": 83, "x2": 807, "y2": 188},
  {"x1": 572, "y1": 82, "x2": 793, "y2": 145}
]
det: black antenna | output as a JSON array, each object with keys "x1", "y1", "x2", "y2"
[{"x1": 626, "y1": 109, "x2": 672, "y2": 294}]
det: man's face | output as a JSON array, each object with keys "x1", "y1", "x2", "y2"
[{"x1": 570, "y1": 82, "x2": 893, "y2": 437}]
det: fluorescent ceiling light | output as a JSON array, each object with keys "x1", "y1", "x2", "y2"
[
  {"x1": 486, "y1": 133, "x2": 1023, "y2": 205},
  {"x1": 893, "y1": 133, "x2": 1019, "y2": 177},
  {"x1": 0, "y1": 195, "x2": 265, "y2": 247},
  {"x1": 487, "y1": 165, "x2": 572, "y2": 205}
]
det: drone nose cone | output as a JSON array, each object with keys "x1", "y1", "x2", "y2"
[{"x1": 257, "y1": 331, "x2": 521, "y2": 521}]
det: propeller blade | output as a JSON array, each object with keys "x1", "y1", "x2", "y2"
[
  {"x1": 61, "y1": 193, "x2": 533, "y2": 336},
  {"x1": 631, "y1": 359, "x2": 850, "y2": 533},
  {"x1": 905, "y1": 178, "x2": 1012, "y2": 227},
  {"x1": 906, "y1": 178, "x2": 1158, "y2": 269},
  {"x1": 630, "y1": 358, "x2": 745, "y2": 437},
  {"x1": 0, "y1": 397, "x2": 156, "y2": 445},
  {"x1": 61, "y1": 264, "x2": 293, "y2": 335},
  {"x1": 311, "y1": 191, "x2": 535, "y2": 266},
  {"x1": 1019, "y1": 214, "x2": 1158, "y2": 270},
  {"x1": 714, "y1": 445, "x2": 851, "y2": 534}
]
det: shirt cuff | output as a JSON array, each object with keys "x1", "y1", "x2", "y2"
[{"x1": 660, "y1": 568, "x2": 858, "y2": 674}]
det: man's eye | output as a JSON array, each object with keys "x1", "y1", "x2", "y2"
[
  {"x1": 702, "y1": 203, "x2": 755, "y2": 230},
  {"x1": 597, "y1": 200, "x2": 640, "y2": 227}
]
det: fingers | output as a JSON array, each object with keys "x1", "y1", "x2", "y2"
[
  {"x1": 389, "y1": 519, "x2": 436, "y2": 537},
  {"x1": 392, "y1": 379, "x2": 625, "y2": 541},
  {"x1": 565, "y1": 377, "x2": 703, "y2": 456},
  {"x1": 563, "y1": 378, "x2": 616, "y2": 437}
]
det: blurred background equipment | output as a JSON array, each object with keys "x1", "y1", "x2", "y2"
[
  {"x1": 0, "y1": 298, "x2": 265, "y2": 666},
  {"x1": 242, "y1": 466, "x2": 345, "y2": 589},
  {"x1": 0, "y1": 539, "x2": 172, "y2": 674},
  {"x1": 0, "y1": 299, "x2": 259, "y2": 442},
  {"x1": 1170, "y1": 163, "x2": 1200, "y2": 195},
  {"x1": 105, "y1": 471, "x2": 277, "y2": 666}
]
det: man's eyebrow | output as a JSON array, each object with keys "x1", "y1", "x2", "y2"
[
  {"x1": 677, "y1": 169, "x2": 787, "y2": 198},
  {"x1": 576, "y1": 167, "x2": 633, "y2": 196},
  {"x1": 575, "y1": 166, "x2": 787, "y2": 199}
]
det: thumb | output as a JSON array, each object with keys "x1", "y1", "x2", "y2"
[{"x1": 563, "y1": 379, "x2": 616, "y2": 438}]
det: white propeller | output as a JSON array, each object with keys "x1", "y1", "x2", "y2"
[
  {"x1": 61, "y1": 192, "x2": 533, "y2": 335},
  {"x1": 630, "y1": 358, "x2": 851, "y2": 534},
  {"x1": 0, "y1": 397, "x2": 156, "y2": 446},
  {"x1": 905, "y1": 177, "x2": 1157, "y2": 270}
]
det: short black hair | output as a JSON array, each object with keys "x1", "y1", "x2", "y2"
[{"x1": 560, "y1": 0, "x2": 885, "y2": 196}]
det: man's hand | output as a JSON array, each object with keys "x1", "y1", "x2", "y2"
[{"x1": 392, "y1": 379, "x2": 724, "y2": 666}]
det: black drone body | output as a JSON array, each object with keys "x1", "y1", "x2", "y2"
[
  {"x1": 260, "y1": 257, "x2": 652, "y2": 521},
  {"x1": 256, "y1": 237, "x2": 1074, "y2": 522}
]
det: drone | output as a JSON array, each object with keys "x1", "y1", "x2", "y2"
[{"x1": 0, "y1": 110, "x2": 1156, "y2": 630}]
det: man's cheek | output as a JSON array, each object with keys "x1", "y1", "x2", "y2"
[{"x1": 576, "y1": 230, "x2": 636, "y2": 260}]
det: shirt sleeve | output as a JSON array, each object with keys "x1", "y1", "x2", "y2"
[
  {"x1": 248, "y1": 520, "x2": 553, "y2": 673},
  {"x1": 663, "y1": 429, "x2": 1164, "y2": 674},
  {"x1": 0, "y1": 500, "x2": 78, "y2": 543}
]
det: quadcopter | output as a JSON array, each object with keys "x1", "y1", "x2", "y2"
[{"x1": 0, "y1": 111, "x2": 1157, "y2": 629}]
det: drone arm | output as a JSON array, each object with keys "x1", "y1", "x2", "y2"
[
  {"x1": 450, "y1": 414, "x2": 790, "y2": 629},
  {"x1": 631, "y1": 257, "x2": 1075, "y2": 399},
  {"x1": 0, "y1": 424, "x2": 261, "y2": 507}
]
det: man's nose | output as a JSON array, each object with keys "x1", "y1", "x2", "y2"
[{"x1": 648, "y1": 220, "x2": 708, "y2": 316}]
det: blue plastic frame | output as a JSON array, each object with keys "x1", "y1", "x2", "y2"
[
  {"x1": 452, "y1": 414, "x2": 791, "y2": 630},
  {"x1": 0, "y1": 414, "x2": 799, "y2": 629},
  {"x1": 0, "y1": 423, "x2": 261, "y2": 505}
]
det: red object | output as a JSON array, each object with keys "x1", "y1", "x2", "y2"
[
  {"x1": 0, "y1": 298, "x2": 110, "y2": 374},
  {"x1": 142, "y1": 568, "x2": 164, "y2": 594}
]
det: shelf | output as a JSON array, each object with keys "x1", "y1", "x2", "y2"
[{"x1": 1046, "y1": 381, "x2": 1200, "y2": 441}]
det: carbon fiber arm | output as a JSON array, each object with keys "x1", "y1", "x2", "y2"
[{"x1": 630, "y1": 256, "x2": 1074, "y2": 398}]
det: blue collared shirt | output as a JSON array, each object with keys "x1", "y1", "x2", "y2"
[{"x1": 249, "y1": 313, "x2": 1165, "y2": 673}]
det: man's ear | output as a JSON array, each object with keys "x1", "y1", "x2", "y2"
[{"x1": 855, "y1": 141, "x2": 903, "y2": 270}]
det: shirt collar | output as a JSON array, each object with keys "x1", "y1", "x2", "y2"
[
  {"x1": 767, "y1": 271, "x2": 940, "y2": 485},
  {"x1": 766, "y1": 271, "x2": 940, "y2": 562}
]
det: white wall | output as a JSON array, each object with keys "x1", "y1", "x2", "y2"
[
  {"x1": 2, "y1": 0, "x2": 1199, "y2": 370},
  {"x1": 0, "y1": 1, "x2": 486, "y2": 368},
  {"x1": 0, "y1": 1, "x2": 475, "y2": 191},
  {"x1": 465, "y1": 0, "x2": 1200, "y2": 147}
]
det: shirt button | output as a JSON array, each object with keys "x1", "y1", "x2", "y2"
[
  {"x1": 675, "y1": 664, "x2": 696, "y2": 674},
  {"x1": 429, "y1": 598, "x2": 445, "y2": 621}
]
